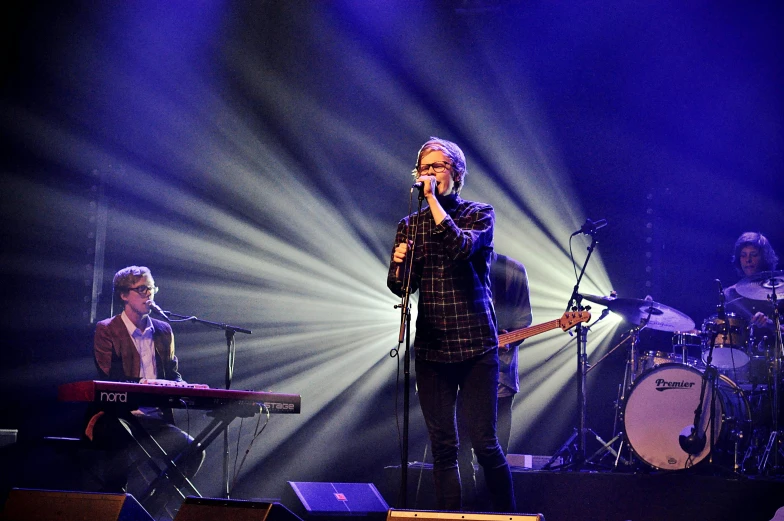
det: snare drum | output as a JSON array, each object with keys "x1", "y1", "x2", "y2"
[
  {"x1": 623, "y1": 364, "x2": 750, "y2": 470},
  {"x1": 702, "y1": 313, "x2": 749, "y2": 369}
]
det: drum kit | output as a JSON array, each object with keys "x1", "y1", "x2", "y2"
[{"x1": 585, "y1": 270, "x2": 784, "y2": 475}]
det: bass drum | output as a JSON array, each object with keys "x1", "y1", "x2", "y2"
[{"x1": 623, "y1": 363, "x2": 750, "y2": 470}]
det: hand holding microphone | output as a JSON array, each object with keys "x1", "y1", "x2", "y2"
[{"x1": 412, "y1": 175, "x2": 438, "y2": 197}]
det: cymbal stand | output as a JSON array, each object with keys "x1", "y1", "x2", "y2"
[
  {"x1": 543, "y1": 230, "x2": 610, "y2": 470},
  {"x1": 760, "y1": 279, "x2": 783, "y2": 474},
  {"x1": 584, "y1": 322, "x2": 648, "y2": 468}
]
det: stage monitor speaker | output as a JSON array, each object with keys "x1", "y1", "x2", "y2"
[
  {"x1": 174, "y1": 497, "x2": 303, "y2": 521},
  {"x1": 0, "y1": 488, "x2": 152, "y2": 521},
  {"x1": 387, "y1": 510, "x2": 545, "y2": 521},
  {"x1": 286, "y1": 482, "x2": 389, "y2": 518}
]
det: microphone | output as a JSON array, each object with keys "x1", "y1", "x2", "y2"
[
  {"x1": 146, "y1": 300, "x2": 169, "y2": 321},
  {"x1": 412, "y1": 182, "x2": 424, "y2": 190},
  {"x1": 585, "y1": 308, "x2": 610, "y2": 331},
  {"x1": 595, "y1": 308, "x2": 611, "y2": 324},
  {"x1": 678, "y1": 424, "x2": 706, "y2": 455},
  {"x1": 573, "y1": 218, "x2": 608, "y2": 236},
  {"x1": 716, "y1": 279, "x2": 726, "y2": 320}
]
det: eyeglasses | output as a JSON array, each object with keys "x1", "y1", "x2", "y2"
[
  {"x1": 127, "y1": 285, "x2": 158, "y2": 296},
  {"x1": 415, "y1": 161, "x2": 452, "y2": 174}
]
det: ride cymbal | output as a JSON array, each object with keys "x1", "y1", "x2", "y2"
[{"x1": 734, "y1": 270, "x2": 784, "y2": 301}]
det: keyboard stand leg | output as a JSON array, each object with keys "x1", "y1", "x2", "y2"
[{"x1": 119, "y1": 416, "x2": 202, "y2": 502}]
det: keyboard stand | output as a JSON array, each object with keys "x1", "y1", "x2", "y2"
[{"x1": 125, "y1": 402, "x2": 263, "y2": 509}]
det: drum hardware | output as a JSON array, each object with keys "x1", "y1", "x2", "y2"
[
  {"x1": 673, "y1": 331, "x2": 703, "y2": 365},
  {"x1": 584, "y1": 324, "x2": 646, "y2": 469},
  {"x1": 579, "y1": 294, "x2": 699, "y2": 469},
  {"x1": 759, "y1": 430, "x2": 782, "y2": 472},
  {"x1": 732, "y1": 428, "x2": 744, "y2": 473},
  {"x1": 741, "y1": 432, "x2": 760, "y2": 474},
  {"x1": 741, "y1": 271, "x2": 784, "y2": 474}
]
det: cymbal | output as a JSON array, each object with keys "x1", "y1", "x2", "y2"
[
  {"x1": 734, "y1": 271, "x2": 784, "y2": 301},
  {"x1": 725, "y1": 296, "x2": 775, "y2": 319},
  {"x1": 580, "y1": 293, "x2": 616, "y2": 306},
  {"x1": 605, "y1": 297, "x2": 695, "y2": 332}
]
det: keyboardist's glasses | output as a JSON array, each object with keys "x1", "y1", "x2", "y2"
[{"x1": 127, "y1": 285, "x2": 158, "y2": 296}]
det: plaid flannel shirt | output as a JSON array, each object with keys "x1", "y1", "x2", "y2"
[{"x1": 387, "y1": 195, "x2": 498, "y2": 363}]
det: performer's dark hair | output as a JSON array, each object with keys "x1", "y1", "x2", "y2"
[{"x1": 732, "y1": 232, "x2": 778, "y2": 276}]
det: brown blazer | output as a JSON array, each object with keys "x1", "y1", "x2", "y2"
[{"x1": 94, "y1": 314, "x2": 182, "y2": 382}]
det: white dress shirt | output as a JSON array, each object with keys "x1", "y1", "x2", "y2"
[{"x1": 121, "y1": 311, "x2": 157, "y2": 380}]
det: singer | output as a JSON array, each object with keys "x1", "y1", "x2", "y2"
[
  {"x1": 387, "y1": 137, "x2": 515, "y2": 513},
  {"x1": 86, "y1": 266, "x2": 204, "y2": 516}
]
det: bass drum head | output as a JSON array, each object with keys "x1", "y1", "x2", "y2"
[{"x1": 623, "y1": 363, "x2": 746, "y2": 470}]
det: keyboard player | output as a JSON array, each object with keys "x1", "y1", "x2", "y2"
[{"x1": 85, "y1": 265, "x2": 205, "y2": 516}]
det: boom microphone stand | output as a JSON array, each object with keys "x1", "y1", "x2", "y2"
[
  {"x1": 151, "y1": 305, "x2": 252, "y2": 498},
  {"x1": 544, "y1": 219, "x2": 611, "y2": 469},
  {"x1": 678, "y1": 280, "x2": 725, "y2": 470}
]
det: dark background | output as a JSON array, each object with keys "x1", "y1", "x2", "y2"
[{"x1": 1, "y1": 0, "x2": 782, "y2": 507}]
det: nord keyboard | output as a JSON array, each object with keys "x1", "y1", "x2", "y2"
[{"x1": 58, "y1": 380, "x2": 301, "y2": 414}]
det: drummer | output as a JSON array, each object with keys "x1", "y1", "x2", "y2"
[{"x1": 724, "y1": 231, "x2": 781, "y2": 334}]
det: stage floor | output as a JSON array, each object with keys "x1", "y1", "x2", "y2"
[
  {"x1": 4, "y1": 442, "x2": 784, "y2": 521},
  {"x1": 386, "y1": 465, "x2": 784, "y2": 521}
]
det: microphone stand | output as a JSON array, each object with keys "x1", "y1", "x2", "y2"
[
  {"x1": 161, "y1": 309, "x2": 252, "y2": 498},
  {"x1": 544, "y1": 229, "x2": 607, "y2": 469},
  {"x1": 678, "y1": 286, "x2": 725, "y2": 468},
  {"x1": 393, "y1": 188, "x2": 425, "y2": 508}
]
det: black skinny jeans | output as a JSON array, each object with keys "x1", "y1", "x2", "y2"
[{"x1": 415, "y1": 350, "x2": 516, "y2": 512}]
